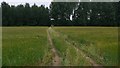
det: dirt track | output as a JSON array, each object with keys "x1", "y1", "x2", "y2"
[
  {"x1": 49, "y1": 27, "x2": 103, "y2": 67},
  {"x1": 47, "y1": 28, "x2": 61, "y2": 66}
]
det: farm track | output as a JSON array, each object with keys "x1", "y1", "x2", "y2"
[
  {"x1": 65, "y1": 40, "x2": 102, "y2": 66},
  {"x1": 47, "y1": 28, "x2": 61, "y2": 66},
  {"x1": 50, "y1": 27, "x2": 103, "y2": 67}
]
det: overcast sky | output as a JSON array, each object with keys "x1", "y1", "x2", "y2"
[
  {"x1": 0, "y1": 0, "x2": 52, "y2": 7},
  {"x1": 0, "y1": 0, "x2": 119, "y2": 7}
]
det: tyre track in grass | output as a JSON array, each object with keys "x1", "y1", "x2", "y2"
[
  {"x1": 47, "y1": 28, "x2": 61, "y2": 66},
  {"x1": 65, "y1": 40, "x2": 102, "y2": 67},
  {"x1": 51, "y1": 27, "x2": 103, "y2": 67}
]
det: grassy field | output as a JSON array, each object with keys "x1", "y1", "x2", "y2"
[
  {"x1": 0, "y1": 27, "x2": 2, "y2": 67},
  {"x1": 49, "y1": 28, "x2": 91, "y2": 66},
  {"x1": 2, "y1": 27, "x2": 53, "y2": 66},
  {"x1": 2, "y1": 27, "x2": 118, "y2": 66},
  {"x1": 53, "y1": 27, "x2": 118, "y2": 66}
]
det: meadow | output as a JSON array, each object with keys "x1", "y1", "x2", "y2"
[
  {"x1": 2, "y1": 27, "x2": 53, "y2": 66},
  {"x1": 2, "y1": 27, "x2": 118, "y2": 66},
  {"x1": 53, "y1": 27, "x2": 118, "y2": 66}
]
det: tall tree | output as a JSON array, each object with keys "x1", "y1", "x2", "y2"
[
  {"x1": 73, "y1": 2, "x2": 117, "y2": 26},
  {"x1": 50, "y1": 1, "x2": 79, "y2": 26},
  {"x1": 24, "y1": 3, "x2": 31, "y2": 25},
  {"x1": 117, "y1": 1, "x2": 120, "y2": 26},
  {"x1": 2, "y1": 2, "x2": 10, "y2": 26},
  {"x1": 15, "y1": 4, "x2": 24, "y2": 26},
  {"x1": 73, "y1": 2, "x2": 89, "y2": 26},
  {"x1": 1, "y1": 1, "x2": 118, "y2": 26}
]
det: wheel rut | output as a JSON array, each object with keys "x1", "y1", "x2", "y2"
[
  {"x1": 49, "y1": 27, "x2": 103, "y2": 67},
  {"x1": 47, "y1": 28, "x2": 61, "y2": 66}
]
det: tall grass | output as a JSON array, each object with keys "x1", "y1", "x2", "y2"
[
  {"x1": 54, "y1": 27, "x2": 118, "y2": 66},
  {"x1": 49, "y1": 28, "x2": 91, "y2": 66},
  {"x1": 2, "y1": 27, "x2": 52, "y2": 66},
  {"x1": 2, "y1": 27, "x2": 118, "y2": 66}
]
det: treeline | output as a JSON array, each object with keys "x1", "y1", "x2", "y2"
[
  {"x1": 1, "y1": 2, "x2": 120, "y2": 26},
  {"x1": 2, "y1": 2, "x2": 50, "y2": 26}
]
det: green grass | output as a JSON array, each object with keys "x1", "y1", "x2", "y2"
[
  {"x1": 54, "y1": 27, "x2": 118, "y2": 66},
  {"x1": 2, "y1": 27, "x2": 118, "y2": 66},
  {"x1": 49, "y1": 28, "x2": 91, "y2": 66},
  {"x1": 2, "y1": 27, "x2": 53, "y2": 66},
  {"x1": 0, "y1": 27, "x2": 2, "y2": 67}
]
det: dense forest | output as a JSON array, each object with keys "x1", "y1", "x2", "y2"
[{"x1": 1, "y1": 1, "x2": 120, "y2": 26}]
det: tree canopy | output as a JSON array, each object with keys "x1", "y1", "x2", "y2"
[{"x1": 1, "y1": 1, "x2": 119, "y2": 26}]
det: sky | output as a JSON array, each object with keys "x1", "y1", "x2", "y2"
[
  {"x1": 0, "y1": 0, "x2": 119, "y2": 7},
  {"x1": 0, "y1": 0, "x2": 53, "y2": 7}
]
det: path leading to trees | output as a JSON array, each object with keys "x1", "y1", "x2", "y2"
[
  {"x1": 47, "y1": 28, "x2": 61, "y2": 66},
  {"x1": 49, "y1": 27, "x2": 103, "y2": 67}
]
